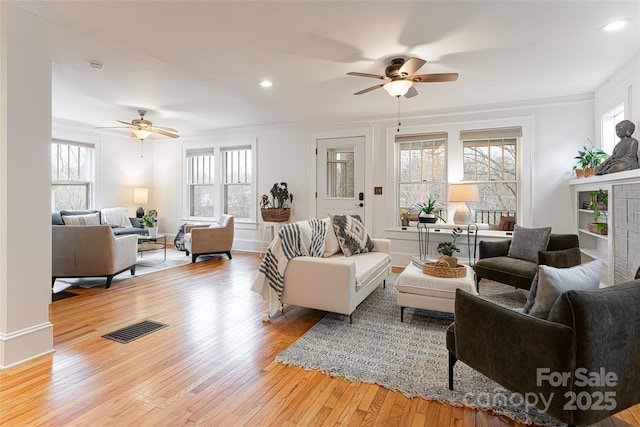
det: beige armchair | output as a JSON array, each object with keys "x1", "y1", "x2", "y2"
[
  {"x1": 184, "y1": 215, "x2": 234, "y2": 262},
  {"x1": 52, "y1": 225, "x2": 138, "y2": 289}
]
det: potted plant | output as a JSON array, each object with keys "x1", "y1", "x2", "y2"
[
  {"x1": 574, "y1": 142, "x2": 609, "y2": 178},
  {"x1": 437, "y1": 227, "x2": 462, "y2": 267},
  {"x1": 142, "y1": 209, "x2": 158, "y2": 237},
  {"x1": 414, "y1": 196, "x2": 446, "y2": 223},
  {"x1": 260, "y1": 182, "x2": 293, "y2": 222},
  {"x1": 588, "y1": 189, "x2": 608, "y2": 235}
]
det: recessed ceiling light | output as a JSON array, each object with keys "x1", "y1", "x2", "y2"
[
  {"x1": 88, "y1": 61, "x2": 104, "y2": 71},
  {"x1": 259, "y1": 80, "x2": 273, "y2": 88},
  {"x1": 601, "y1": 20, "x2": 629, "y2": 32}
]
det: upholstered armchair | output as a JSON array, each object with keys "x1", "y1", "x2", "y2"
[
  {"x1": 52, "y1": 224, "x2": 138, "y2": 289},
  {"x1": 475, "y1": 233, "x2": 579, "y2": 291},
  {"x1": 184, "y1": 214, "x2": 234, "y2": 262},
  {"x1": 447, "y1": 280, "x2": 640, "y2": 426}
]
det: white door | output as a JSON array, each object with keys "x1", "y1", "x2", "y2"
[{"x1": 316, "y1": 136, "x2": 365, "y2": 221}]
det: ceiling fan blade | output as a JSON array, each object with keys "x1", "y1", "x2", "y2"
[
  {"x1": 150, "y1": 128, "x2": 179, "y2": 138},
  {"x1": 404, "y1": 86, "x2": 419, "y2": 98},
  {"x1": 149, "y1": 125, "x2": 178, "y2": 133},
  {"x1": 354, "y1": 84, "x2": 384, "y2": 95},
  {"x1": 95, "y1": 125, "x2": 134, "y2": 129},
  {"x1": 411, "y1": 73, "x2": 459, "y2": 83},
  {"x1": 399, "y1": 57, "x2": 427, "y2": 76},
  {"x1": 347, "y1": 72, "x2": 387, "y2": 80},
  {"x1": 117, "y1": 120, "x2": 135, "y2": 126}
]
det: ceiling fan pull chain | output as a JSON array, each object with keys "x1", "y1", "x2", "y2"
[
  {"x1": 140, "y1": 141, "x2": 144, "y2": 158},
  {"x1": 397, "y1": 95, "x2": 402, "y2": 132}
]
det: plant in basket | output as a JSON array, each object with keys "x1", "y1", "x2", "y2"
[
  {"x1": 588, "y1": 189, "x2": 608, "y2": 235},
  {"x1": 437, "y1": 227, "x2": 462, "y2": 267},
  {"x1": 260, "y1": 182, "x2": 293, "y2": 222}
]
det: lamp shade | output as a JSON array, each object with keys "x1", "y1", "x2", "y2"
[
  {"x1": 133, "y1": 187, "x2": 149, "y2": 204},
  {"x1": 448, "y1": 184, "x2": 479, "y2": 202},
  {"x1": 383, "y1": 80, "x2": 413, "y2": 97}
]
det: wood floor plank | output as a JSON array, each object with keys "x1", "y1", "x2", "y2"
[{"x1": 1, "y1": 251, "x2": 639, "y2": 426}]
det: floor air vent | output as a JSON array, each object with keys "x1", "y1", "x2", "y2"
[{"x1": 102, "y1": 320, "x2": 168, "y2": 343}]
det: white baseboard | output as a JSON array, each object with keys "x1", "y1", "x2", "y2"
[{"x1": 0, "y1": 322, "x2": 54, "y2": 370}]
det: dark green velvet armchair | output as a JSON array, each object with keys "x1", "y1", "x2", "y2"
[
  {"x1": 447, "y1": 280, "x2": 640, "y2": 426},
  {"x1": 474, "y1": 234, "x2": 579, "y2": 291}
]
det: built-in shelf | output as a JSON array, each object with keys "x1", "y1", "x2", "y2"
[
  {"x1": 578, "y1": 228, "x2": 609, "y2": 240},
  {"x1": 580, "y1": 248, "x2": 609, "y2": 264}
]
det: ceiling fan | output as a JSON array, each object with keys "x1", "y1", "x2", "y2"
[
  {"x1": 97, "y1": 109, "x2": 179, "y2": 141},
  {"x1": 347, "y1": 57, "x2": 458, "y2": 98}
]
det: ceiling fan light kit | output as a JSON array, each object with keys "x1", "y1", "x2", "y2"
[{"x1": 383, "y1": 80, "x2": 413, "y2": 97}]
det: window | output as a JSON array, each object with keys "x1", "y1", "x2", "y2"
[
  {"x1": 187, "y1": 149, "x2": 215, "y2": 217},
  {"x1": 326, "y1": 147, "x2": 355, "y2": 198},
  {"x1": 222, "y1": 147, "x2": 252, "y2": 220},
  {"x1": 51, "y1": 140, "x2": 95, "y2": 210},
  {"x1": 184, "y1": 141, "x2": 255, "y2": 222},
  {"x1": 461, "y1": 127, "x2": 520, "y2": 225},
  {"x1": 602, "y1": 104, "x2": 624, "y2": 154},
  {"x1": 396, "y1": 132, "x2": 447, "y2": 213}
]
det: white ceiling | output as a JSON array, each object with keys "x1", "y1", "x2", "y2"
[{"x1": 45, "y1": 1, "x2": 640, "y2": 137}]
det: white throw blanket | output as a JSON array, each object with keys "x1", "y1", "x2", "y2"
[
  {"x1": 251, "y1": 219, "x2": 327, "y2": 316},
  {"x1": 101, "y1": 207, "x2": 133, "y2": 228}
]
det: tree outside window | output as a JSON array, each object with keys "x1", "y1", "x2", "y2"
[{"x1": 51, "y1": 141, "x2": 94, "y2": 210}]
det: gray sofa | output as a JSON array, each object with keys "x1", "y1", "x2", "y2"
[
  {"x1": 52, "y1": 210, "x2": 148, "y2": 236},
  {"x1": 447, "y1": 280, "x2": 640, "y2": 426}
]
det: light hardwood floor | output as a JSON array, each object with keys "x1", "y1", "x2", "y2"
[{"x1": 1, "y1": 251, "x2": 639, "y2": 426}]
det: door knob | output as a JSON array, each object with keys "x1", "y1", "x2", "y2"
[{"x1": 355, "y1": 203, "x2": 364, "y2": 207}]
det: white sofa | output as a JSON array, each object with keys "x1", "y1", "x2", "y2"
[
  {"x1": 256, "y1": 217, "x2": 392, "y2": 323},
  {"x1": 281, "y1": 238, "x2": 391, "y2": 322}
]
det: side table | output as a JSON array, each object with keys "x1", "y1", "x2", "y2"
[{"x1": 137, "y1": 234, "x2": 166, "y2": 261}]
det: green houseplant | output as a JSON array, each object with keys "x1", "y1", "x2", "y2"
[
  {"x1": 414, "y1": 196, "x2": 446, "y2": 223},
  {"x1": 260, "y1": 182, "x2": 293, "y2": 222},
  {"x1": 588, "y1": 189, "x2": 608, "y2": 235},
  {"x1": 574, "y1": 142, "x2": 609, "y2": 178},
  {"x1": 142, "y1": 209, "x2": 158, "y2": 237},
  {"x1": 437, "y1": 227, "x2": 462, "y2": 267}
]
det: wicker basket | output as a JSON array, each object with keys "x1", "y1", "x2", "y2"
[
  {"x1": 422, "y1": 258, "x2": 466, "y2": 278},
  {"x1": 588, "y1": 222, "x2": 608, "y2": 235},
  {"x1": 261, "y1": 208, "x2": 291, "y2": 223}
]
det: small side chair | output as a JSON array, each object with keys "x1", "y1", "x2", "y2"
[{"x1": 184, "y1": 215, "x2": 234, "y2": 262}]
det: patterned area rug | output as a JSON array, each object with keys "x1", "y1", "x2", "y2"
[{"x1": 276, "y1": 275, "x2": 562, "y2": 426}]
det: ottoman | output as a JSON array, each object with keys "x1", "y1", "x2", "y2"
[{"x1": 396, "y1": 262, "x2": 478, "y2": 321}]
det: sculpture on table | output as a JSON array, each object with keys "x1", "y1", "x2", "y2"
[{"x1": 595, "y1": 120, "x2": 639, "y2": 175}]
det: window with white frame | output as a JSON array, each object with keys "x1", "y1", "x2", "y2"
[
  {"x1": 396, "y1": 132, "x2": 447, "y2": 215},
  {"x1": 461, "y1": 127, "x2": 520, "y2": 224},
  {"x1": 51, "y1": 140, "x2": 95, "y2": 211},
  {"x1": 602, "y1": 104, "x2": 624, "y2": 154},
  {"x1": 187, "y1": 148, "x2": 215, "y2": 218},
  {"x1": 222, "y1": 146, "x2": 252, "y2": 220}
]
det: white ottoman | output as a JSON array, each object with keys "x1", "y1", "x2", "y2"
[{"x1": 396, "y1": 262, "x2": 478, "y2": 321}]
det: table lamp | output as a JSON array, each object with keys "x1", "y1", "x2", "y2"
[
  {"x1": 133, "y1": 187, "x2": 148, "y2": 218},
  {"x1": 449, "y1": 184, "x2": 479, "y2": 225}
]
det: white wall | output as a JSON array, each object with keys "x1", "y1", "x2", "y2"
[{"x1": 144, "y1": 95, "x2": 593, "y2": 266}]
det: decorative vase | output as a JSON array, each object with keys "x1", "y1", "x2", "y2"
[{"x1": 147, "y1": 225, "x2": 158, "y2": 237}]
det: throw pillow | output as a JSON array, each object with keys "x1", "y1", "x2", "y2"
[
  {"x1": 523, "y1": 247, "x2": 583, "y2": 314},
  {"x1": 330, "y1": 214, "x2": 374, "y2": 257},
  {"x1": 322, "y1": 217, "x2": 341, "y2": 257},
  {"x1": 507, "y1": 224, "x2": 552, "y2": 262},
  {"x1": 61, "y1": 212, "x2": 101, "y2": 226},
  {"x1": 527, "y1": 259, "x2": 602, "y2": 319}
]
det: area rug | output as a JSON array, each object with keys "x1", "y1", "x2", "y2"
[
  {"x1": 53, "y1": 248, "x2": 206, "y2": 291},
  {"x1": 275, "y1": 275, "x2": 562, "y2": 426}
]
